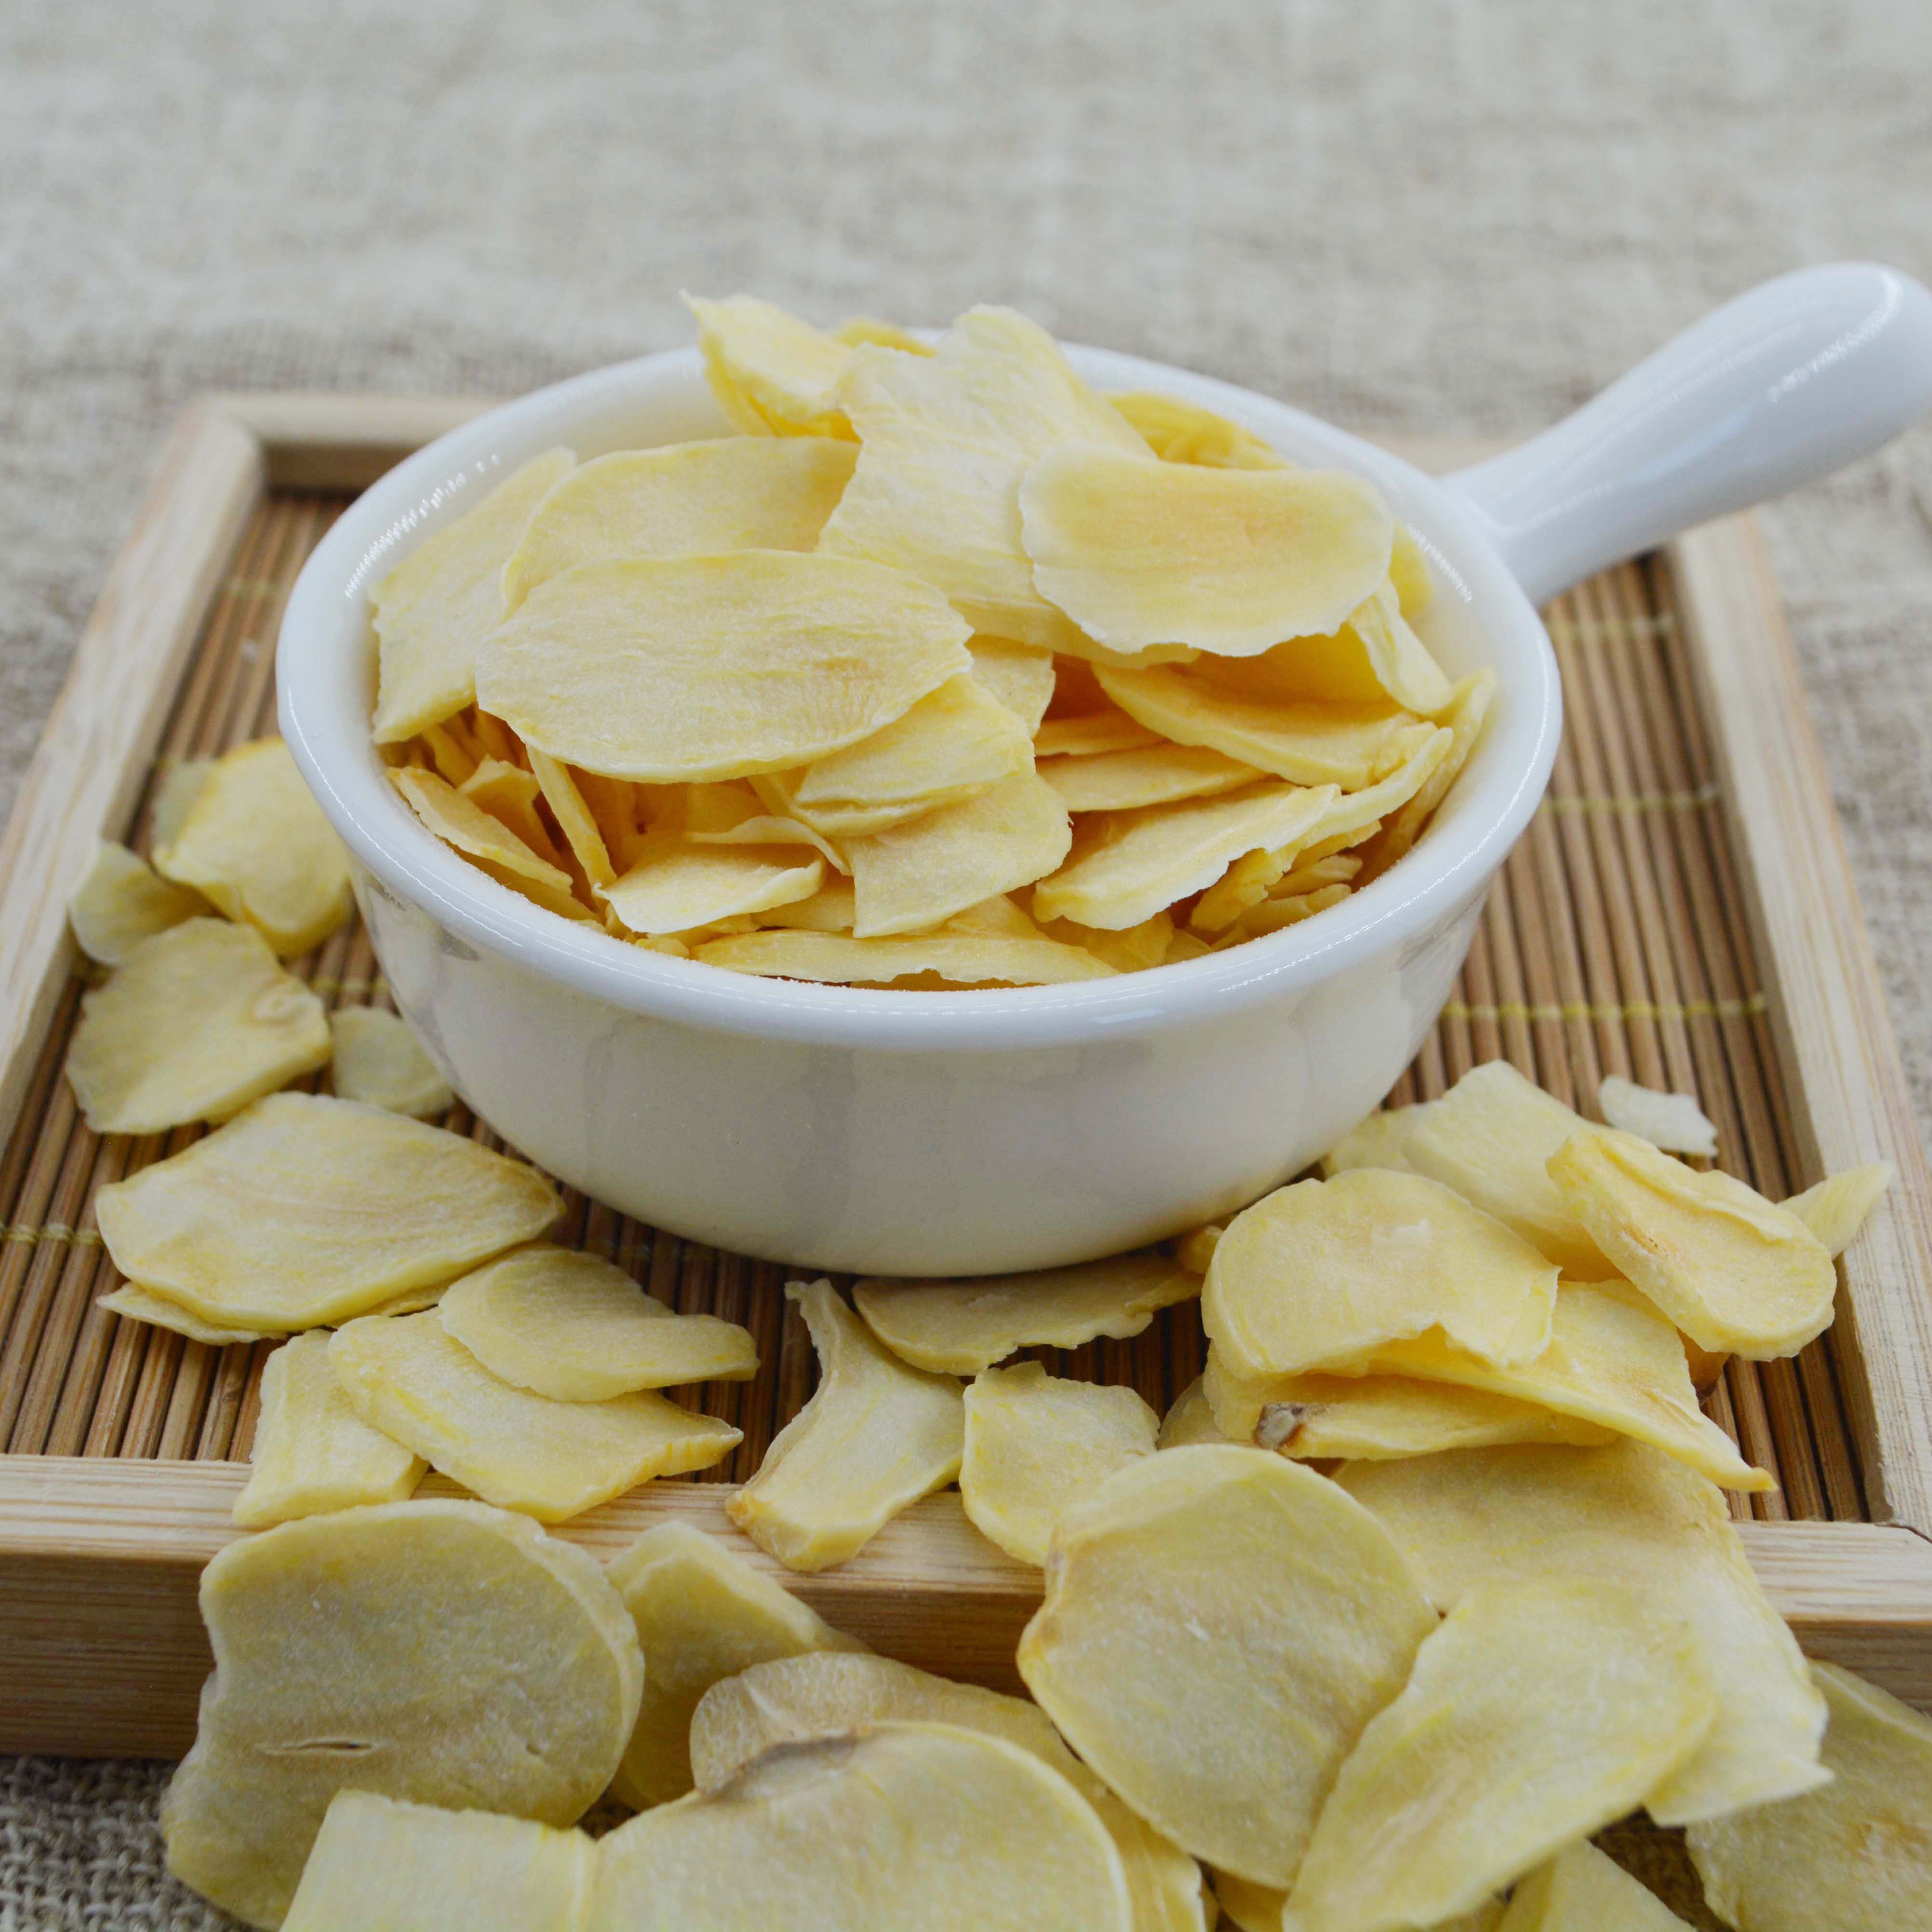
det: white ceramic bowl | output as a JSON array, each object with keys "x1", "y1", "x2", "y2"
[{"x1": 280, "y1": 265, "x2": 1932, "y2": 1274}]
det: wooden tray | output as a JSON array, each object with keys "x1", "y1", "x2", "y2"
[{"x1": 1, "y1": 397, "x2": 1929, "y2": 1760}]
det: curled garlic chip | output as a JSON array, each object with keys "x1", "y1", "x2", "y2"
[
  {"x1": 1281, "y1": 1580, "x2": 1715, "y2": 1932},
  {"x1": 1401, "y1": 1060, "x2": 1610, "y2": 1273},
  {"x1": 1369, "y1": 1280, "x2": 1772, "y2": 1491},
  {"x1": 475, "y1": 551, "x2": 972, "y2": 784},
  {"x1": 98, "y1": 1284, "x2": 280, "y2": 1347},
  {"x1": 728, "y1": 1279, "x2": 964, "y2": 1571},
  {"x1": 605, "y1": 1521, "x2": 864, "y2": 1809},
  {"x1": 687, "y1": 293, "x2": 859, "y2": 437},
  {"x1": 1208, "y1": 578, "x2": 1451, "y2": 717},
  {"x1": 959, "y1": 1362, "x2": 1159, "y2": 1566},
  {"x1": 1034, "y1": 782, "x2": 1335, "y2": 931},
  {"x1": 501, "y1": 437, "x2": 857, "y2": 609},
  {"x1": 1106, "y1": 391, "x2": 1286, "y2": 469},
  {"x1": 1203, "y1": 1169, "x2": 1559, "y2": 1381},
  {"x1": 854, "y1": 1250, "x2": 1199, "y2": 1375},
  {"x1": 328, "y1": 1007, "x2": 452, "y2": 1120},
  {"x1": 1357, "y1": 670, "x2": 1495, "y2": 884},
  {"x1": 1686, "y1": 1662, "x2": 1932, "y2": 1932},
  {"x1": 232, "y1": 1332, "x2": 425, "y2": 1530},
  {"x1": 1201, "y1": 1351, "x2": 1612, "y2": 1458},
  {"x1": 153, "y1": 739, "x2": 354, "y2": 957},
  {"x1": 1597, "y1": 1074, "x2": 1720, "y2": 1158},
  {"x1": 283, "y1": 1789, "x2": 596, "y2": 1932},
  {"x1": 330, "y1": 1312, "x2": 740, "y2": 1523},
  {"x1": 96, "y1": 1091, "x2": 560, "y2": 1332},
  {"x1": 767, "y1": 673, "x2": 1032, "y2": 838},
  {"x1": 602, "y1": 839, "x2": 824, "y2": 935},
  {"x1": 1096, "y1": 661, "x2": 1429, "y2": 789},
  {"x1": 160, "y1": 1500, "x2": 641, "y2": 1929},
  {"x1": 371, "y1": 448, "x2": 575, "y2": 744},
  {"x1": 1784, "y1": 1162, "x2": 1894, "y2": 1257},
  {"x1": 1548, "y1": 1129, "x2": 1837, "y2": 1359},
  {"x1": 1018, "y1": 1446, "x2": 1437, "y2": 1888},
  {"x1": 1040, "y1": 742, "x2": 1262, "y2": 813},
  {"x1": 966, "y1": 636, "x2": 1056, "y2": 733},
  {"x1": 844, "y1": 768, "x2": 1071, "y2": 937},
  {"x1": 1337, "y1": 1438, "x2": 1827, "y2": 1823},
  {"x1": 687, "y1": 1650, "x2": 1210, "y2": 1932},
  {"x1": 1319, "y1": 1104, "x2": 1430, "y2": 1176},
  {"x1": 67, "y1": 839, "x2": 206, "y2": 966},
  {"x1": 438, "y1": 1244, "x2": 757, "y2": 1401},
  {"x1": 696, "y1": 929, "x2": 1115, "y2": 986},
  {"x1": 819, "y1": 305, "x2": 1151, "y2": 653},
  {"x1": 65, "y1": 917, "x2": 331, "y2": 1135},
  {"x1": 591, "y1": 1722, "x2": 1132, "y2": 1932},
  {"x1": 1018, "y1": 442, "x2": 1394, "y2": 657},
  {"x1": 1496, "y1": 1841, "x2": 1691, "y2": 1931}
]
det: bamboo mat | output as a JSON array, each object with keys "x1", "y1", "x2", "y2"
[{"x1": 0, "y1": 489, "x2": 1869, "y2": 1530}]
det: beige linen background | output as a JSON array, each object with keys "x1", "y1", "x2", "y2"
[{"x1": 1, "y1": 1, "x2": 1929, "y2": 1923}]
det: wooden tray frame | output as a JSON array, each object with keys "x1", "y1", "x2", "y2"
[{"x1": 1, "y1": 397, "x2": 1929, "y2": 1759}]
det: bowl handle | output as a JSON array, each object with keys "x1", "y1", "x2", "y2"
[{"x1": 1444, "y1": 263, "x2": 1932, "y2": 605}]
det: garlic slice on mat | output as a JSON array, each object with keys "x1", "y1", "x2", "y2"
[
  {"x1": 283, "y1": 1790, "x2": 596, "y2": 1932},
  {"x1": 1200, "y1": 1349, "x2": 1612, "y2": 1457},
  {"x1": 727, "y1": 1278, "x2": 964, "y2": 1571},
  {"x1": 960, "y1": 1363, "x2": 1159, "y2": 1566},
  {"x1": 1596, "y1": 1074, "x2": 1720, "y2": 1158},
  {"x1": 96, "y1": 1091, "x2": 560, "y2": 1331},
  {"x1": 438, "y1": 1245, "x2": 756, "y2": 1402},
  {"x1": 688, "y1": 1650, "x2": 1211, "y2": 1932},
  {"x1": 233, "y1": 1332, "x2": 424, "y2": 1530},
  {"x1": 591, "y1": 1722, "x2": 1132, "y2": 1932},
  {"x1": 1548, "y1": 1128, "x2": 1837, "y2": 1359},
  {"x1": 66, "y1": 839, "x2": 205, "y2": 966},
  {"x1": 1202, "y1": 1168, "x2": 1559, "y2": 1381},
  {"x1": 1338, "y1": 1438, "x2": 1828, "y2": 1823},
  {"x1": 1783, "y1": 1162, "x2": 1894, "y2": 1257},
  {"x1": 161, "y1": 1499, "x2": 640, "y2": 1930},
  {"x1": 65, "y1": 918, "x2": 331, "y2": 1135},
  {"x1": 1369, "y1": 1280, "x2": 1772, "y2": 1492},
  {"x1": 1399, "y1": 1058, "x2": 1609, "y2": 1273},
  {"x1": 1686, "y1": 1662, "x2": 1932, "y2": 1932},
  {"x1": 1496, "y1": 1840, "x2": 1693, "y2": 1931},
  {"x1": 605, "y1": 1520, "x2": 865, "y2": 1810},
  {"x1": 853, "y1": 1249, "x2": 1198, "y2": 1375},
  {"x1": 1018, "y1": 1446, "x2": 1436, "y2": 1888},
  {"x1": 328, "y1": 1007, "x2": 452, "y2": 1120},
  {"x1": 153, "y1": 739, "x2": 354, "y2": 957},
  {"x1": 329, "y1": 1312, "x2": 739, "y2": 1523},
  {"x1": 1281, "y1": 1580, "x2": 1715, "y2": 1932}
]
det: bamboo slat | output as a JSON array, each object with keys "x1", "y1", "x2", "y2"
[{"x1": 0, "y1": 403, "x2": 1926, "y2": 1761}]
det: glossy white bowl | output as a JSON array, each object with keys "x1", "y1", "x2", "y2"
[{"x1": 279, "y1": 264, "x2": 1932, "y2": 1274}]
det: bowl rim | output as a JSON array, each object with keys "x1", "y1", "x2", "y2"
[{"x1": 278, "y1": 335, "x2": 1562, "y2": 1053}]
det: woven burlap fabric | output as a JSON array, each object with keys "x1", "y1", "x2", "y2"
[{"x1": 2, "y1": 2, "x2": 1928, "y2": 1924}]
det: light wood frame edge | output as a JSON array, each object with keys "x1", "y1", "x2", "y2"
[
  {"x1": 1671, "y1": 518, "x2": 1932, "y2": 1537},
  {"x1": 2, "y1": 1457, "x2": 1930, "y2": 1758}
]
